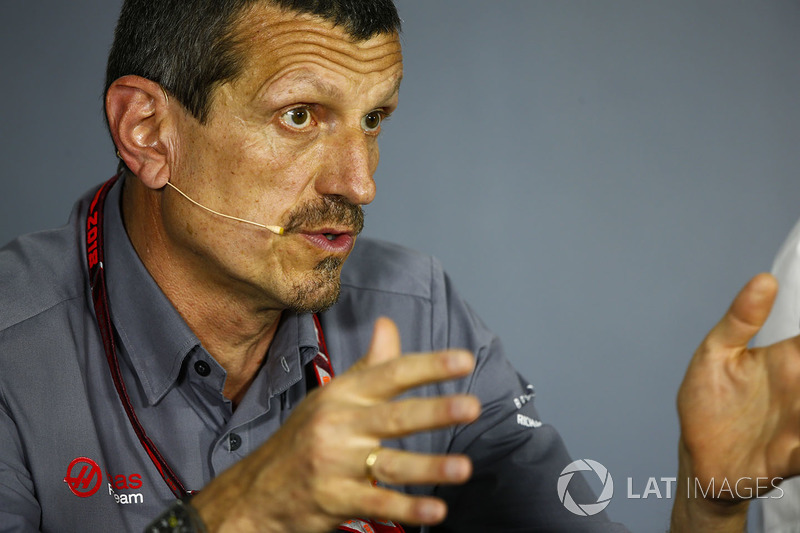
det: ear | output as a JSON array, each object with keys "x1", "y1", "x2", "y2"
[{"x1": 106, "y1": 75, "x2": 173, "y2": 189}]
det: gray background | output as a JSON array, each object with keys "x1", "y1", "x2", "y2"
[{"x1": 2, "y1": 1, "x2": 799, "y2": 531}]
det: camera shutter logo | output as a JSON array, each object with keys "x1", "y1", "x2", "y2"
[{"x1": 557, "y1": 459, "x2": 614, "y2": 516}]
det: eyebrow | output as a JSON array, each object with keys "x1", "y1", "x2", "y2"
[
  {"x1": 281, "y1": 70, "x2": 403, "y2": 105},
  {"x1": 289, "y1": 72, "x2": 345, "y2": 101},
  {"x1": 384, "y1": 72, "x2": 403, "y2": 101}
]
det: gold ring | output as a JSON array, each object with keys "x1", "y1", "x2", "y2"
[{"x1": 365, "y1": 446, "x2": 382, "y2": 484}]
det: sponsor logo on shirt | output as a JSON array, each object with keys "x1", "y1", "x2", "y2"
[
  {"x1": 64, "y1": 457, "x2": 103, "y2": 498},
  {"x1": 516, "y1": 414, "x2": 542, "y2": 428},
  {"x1": 64, "y1": 456, "x2": 144, "y2": 505},
  {"x1": 108, "y1": 482, "x2": 144, "y2": 505},
  {"x1": 512, "y1": 384, "x2": 535, "y2": 409}
]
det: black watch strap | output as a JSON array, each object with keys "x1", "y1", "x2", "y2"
[{"x1": 145, "y1": 496, "x2": 208, "y2": 533}]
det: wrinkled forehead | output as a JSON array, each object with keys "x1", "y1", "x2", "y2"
[{"x1": 229, "y1": 3, "x2": 403, "y2": 92}]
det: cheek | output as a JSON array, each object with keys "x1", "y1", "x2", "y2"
[
  {"x1": 370, "y1": 142, "x2": 380, "y2": 171},
  {"x1": 182, "y1": 114, "x2": 332, "y2": 221},
  {"x1": 251, "y1": 135, "x2": 327, "y2": 195},
  {"x1": 200, "y1": 135, "x2": 323, "y2": 228}
]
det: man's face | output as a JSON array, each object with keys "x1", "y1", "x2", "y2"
[{"x1": 163, "y1": 4, "x2": 403, "y2": 313}]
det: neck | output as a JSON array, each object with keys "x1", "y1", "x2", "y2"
[{"x1": 121, "y1": 178, "x2": 281, "y2": 406}]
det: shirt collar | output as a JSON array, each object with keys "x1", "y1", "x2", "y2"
[
  {"x1": 103, "y1": 177, "x2": 201, "y2": 404},
  {"x1": 264, "y1": 310, "x2": 321, "y2": 397},
  {"x1": 101, "y1": 177, "x2": 322, "y2": 405},
  {"x1": 231, "y1": 311, "x2": 320, "y2": 423}
]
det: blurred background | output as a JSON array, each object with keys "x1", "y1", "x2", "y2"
[{"x1": 2, "y1": 1, "x2": 799, "y2": 530}]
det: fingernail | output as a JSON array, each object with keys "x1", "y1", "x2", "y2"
[
  {"x1": 450, "y1": 398, "x2": 468, "y2": 418},
  {"x1": 450, "y1": 397, "x2": 478, "y2": 419},
  {"x1": 418, "y1": 500, "x2": 445, "y2": 522},
  {"x1": 445, "y1": 351, "x2": 473, "y2": 372},
  {"x1": 444, "y1": 458, "x2": 467, "y2": 480}
]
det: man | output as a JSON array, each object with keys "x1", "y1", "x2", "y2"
[
  {"x1": 0, "y1": 1, "x2": 797, "y2": 532},
  {"x1": 0, "y1": 1, "x2": 619, "y2": 531}
]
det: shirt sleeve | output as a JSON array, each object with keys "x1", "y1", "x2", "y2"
[
  {"x1": 0, "y1": 398, "x2": 41, "y2": 532},
  {"x1": 754, "y1": 215, "x2": 800, "y2": 348},
  {"x1": 748, "y1": 217, "x2": 800, "y2": 533},
  {"x1": 428, "y1": 269, "x2": 629, "y2": 532}
]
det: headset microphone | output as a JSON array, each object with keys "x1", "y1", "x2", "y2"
[{"x1": 165, "y1": 181, "x2": 284, "y2": 235}]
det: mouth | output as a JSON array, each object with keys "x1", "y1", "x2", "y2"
[{"x1": 299, "y1": 228, "x2": 356, "y2": 253}]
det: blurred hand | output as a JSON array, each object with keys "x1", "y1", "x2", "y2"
[
  {"x1": 192, "y1": 317, "x2": 481, "y2": 532},
  {"x1": 672, "y1": 273, "x2": 800, "y2": 531}
]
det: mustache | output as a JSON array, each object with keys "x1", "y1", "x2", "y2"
[{"x1": 281, "y1": 196, "x2": 365, "y2": 235}]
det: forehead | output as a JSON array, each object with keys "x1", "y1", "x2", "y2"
[{"x1": 228, "y1": 4, "x2": 403, "y2": 98}]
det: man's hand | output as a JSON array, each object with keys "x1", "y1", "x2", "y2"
[
  {"x1": 672, "y1": 273, "x2": 800, "y2": 531},
  {"x1": 191, "y1": 317, "x2": 481, "y2": 532}
]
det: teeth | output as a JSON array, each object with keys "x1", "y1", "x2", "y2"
[{"x1": 324, "y1": 233, "x2": 336, "y2": 241}]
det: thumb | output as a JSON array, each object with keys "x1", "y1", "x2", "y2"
[
  {"x1": 363, "y1": 317, "x2": 402, "y2": 366},
  {"x1": 705, "y1": 273, "x2": 778, "y2": 351}
]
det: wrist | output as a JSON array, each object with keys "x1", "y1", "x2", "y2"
[
  {"x1": 670, "y1": 442, "x2": 749, "y2": 533},
  {"x1": 191, "y1": 485, "x2": 264, "y2": 533},
  {"x1": 670, "y1": 490, "x2": 749, "y2": 533},
  {"x1": 145, "y1": 495, "x2": 208, "y2": 533}
]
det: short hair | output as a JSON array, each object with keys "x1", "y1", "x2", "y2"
[{"x1": 104, "y1": 0, "x2": 401, "y2": 125}]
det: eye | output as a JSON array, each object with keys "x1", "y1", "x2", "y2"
[
  {"x1": 281, "y1": 107, "x2": 313, "y2": 130},
  {"x1": 361, "y1": 111, "x2": 385, "y2": 133}
]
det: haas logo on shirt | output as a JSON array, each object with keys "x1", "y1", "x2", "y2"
[
  {"x1": 64, "y1": 457, "x2": 144, "y2": 504},
  {"x1": 64, "y1": 457, "x2": 103, "y2": 498}
]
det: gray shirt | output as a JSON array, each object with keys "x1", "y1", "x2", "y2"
[{"x1": 0, "y1": 178, "x2": 626, "y2": 532}]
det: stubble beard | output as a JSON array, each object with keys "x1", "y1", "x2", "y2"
[
  {"x1": 285, "y1": 255, "x2": 345, "y2": 314},
  {"x1": 281, "y1": 195, "x2": 364, "y2": 315}
]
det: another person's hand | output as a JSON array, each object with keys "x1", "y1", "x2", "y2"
[
  {"x1": 192, "y1": 317, "x2": 481, "y2": 532},
  {"x1": 672, "y1": 273, "x2": 800, "y2": 531}
]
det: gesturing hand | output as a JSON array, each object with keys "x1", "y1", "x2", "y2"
[
  {"x1": 672, "y1": 274, "x2": 800, "y2": 531},
  {"x1": 192, "y1": 317, "x2": 482, "y2": 532},
  {"x1": 678, "y1": 273, "x2": 800, "y2": 493}
]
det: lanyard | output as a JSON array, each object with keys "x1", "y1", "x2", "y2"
[
  {"x1": 86, "y1": 176, "x2": 190, "y2": 497},
  {"x1": 86, "y1": 177, "x2": 403, "y2": 531}
]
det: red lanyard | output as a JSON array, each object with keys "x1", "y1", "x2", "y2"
[
  {"x1": 86, "y1": 177, "x2": 403, "y2": 530},
  {"x1": 87, "y1": 176, "x2": 191, "y2": 497}
]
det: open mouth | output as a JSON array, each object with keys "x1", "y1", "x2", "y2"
[{"x1": 300, "y1": 230, "x2": 355, "y2": 253}]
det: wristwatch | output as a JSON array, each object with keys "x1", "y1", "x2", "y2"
[{"x1": 145, "y1": 497, "x2": 208, "y2": 533}]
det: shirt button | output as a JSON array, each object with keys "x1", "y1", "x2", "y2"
[
  {"x1": 229, "y1": 433, "x2": 242, "y2": 452},
  {"x1": 194, "y1": 360, "x2": 211, "y2": 377}
]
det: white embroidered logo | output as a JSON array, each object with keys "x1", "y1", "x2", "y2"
[
  {"x1": 512, "y1": 384, "x2": 535, "y2": 409},
  {"x1": 516, "y1": 414, "x2": 542, "y2": 428}
]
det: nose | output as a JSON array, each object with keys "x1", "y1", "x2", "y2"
[{"x1": 315, "y1": 128, "x2": 377, "y2": 206}]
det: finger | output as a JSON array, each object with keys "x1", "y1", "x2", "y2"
[
  {"x1": 363, "y1": 317, "x2": 402, "y2": 366},
  {"x1": 360, "y1": 395, "x2": 481, "y2": 438},
  {"x1": 367, "y1": 448, "x2": 473, "y2": 486},
  {"x1": 343, "y1": 349, "x2": 475, "y2": 400},
  {"x1": 333, "y1": 481, "x2": 448, "y2": 526},
  {"x1": 705, "y1": 273, "x2": 778, "y2": 351}
]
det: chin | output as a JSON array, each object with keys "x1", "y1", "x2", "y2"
[{"x1": 285, "y1": 256, "x2": 344, "y2": 314}]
